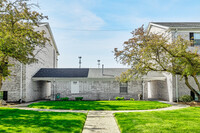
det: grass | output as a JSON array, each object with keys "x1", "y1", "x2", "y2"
[
  {"x1": 115, "y1": 107, "x2": 200, "y2": 133},
  {"x1": 0, "y1": 107, "x2": 86, "y2": 133},
  {"x1": 28, "y1": 101, "x2": 171, "y2": 110}
]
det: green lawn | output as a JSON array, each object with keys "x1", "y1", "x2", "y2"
[
  {"x1": 28, "y1": 101, "x2": 170, "y2": 110},
  {"x1": 115, "y1": 107, "x2": 200, "y2": 133},
  {"x1": 0, "y1": 107, "x2": 86, "y2": 133}
]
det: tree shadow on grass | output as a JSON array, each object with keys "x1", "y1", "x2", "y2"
[
  {"x1": 0, "y1": 108, "x2": 86, "y2": 133},
  {"x1": 28, "y1": 101, "x2": 170, "y2": 110}
]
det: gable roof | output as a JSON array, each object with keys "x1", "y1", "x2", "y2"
[
  {"x1": 33, "y1": 68, "x2": 89, "y2": 78},
  {"x1": 39, "y1": 22, "x2": 59, "y2": 55}
]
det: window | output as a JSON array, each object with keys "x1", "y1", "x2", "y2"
[
  {"x1": 0, "y1": 91, "x2": 7, "y2": 100},
  {"x1": 0, "y1": 91, "x2": 3, "y2": 99},
  {"x1": 190, "y1": 32, "x2": 200, "y2": 46},
  {"x1": 120, "y1": 82, "x2": 128, "y2": 93}
]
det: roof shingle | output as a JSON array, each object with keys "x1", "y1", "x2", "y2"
[
  {"x1": 33, "y1": 68, "x2": 89, "y2": 78},
  {"x1": 152, "y1": 22, "x2": 200, "y2": 28}
]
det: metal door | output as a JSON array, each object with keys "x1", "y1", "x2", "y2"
[{"x1": 71, "y1": 81, "x2": 79, "y2": 93}]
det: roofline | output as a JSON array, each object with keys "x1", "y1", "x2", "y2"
[
  {"x1": 40, "y1": 22, "x2": 60, "y2": 55},
  {"x1": 32, "y1": 77, "x2": 117, "y2": 81},
  {"x1": 146, "y1": 22, "x2": 169, "y2": 34},
  {"x1": 142, "y1": 77, "x2": 166, "y2": 81},
  {"x1": 147, "y1": 22, "x2": 200, "y2": 33},
  {"x1": 169, "y1": 27, "x2": 200, "y2": 30}
]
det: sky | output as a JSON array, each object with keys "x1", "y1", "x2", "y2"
[{"x1": 31, "y1": 0, "x2": 200, "y2": 68}]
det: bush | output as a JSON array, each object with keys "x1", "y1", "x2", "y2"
[
  {"x1": 115, "y1": 97, "x2": 124, "y2": 100},
  {"x1": 130, "y1": 98, "x2": 135, "y2": 101},
  {"x1": 60, "y1": 97, "x2": 69, "y2": 101},
  {"x1": 178, "y1": 95, "x2": 193, "y2": 102},
  {"x1": 75, "y1": 97, "x2": 83, "y2": 101}
]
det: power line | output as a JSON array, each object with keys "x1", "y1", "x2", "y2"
[{"x1": 55, "y1": 28, "x2": 133, "y2": 31}]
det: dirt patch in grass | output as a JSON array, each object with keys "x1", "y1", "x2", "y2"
[{"x1": 178, "y1": 101, "x2": 200, "y2": 107}]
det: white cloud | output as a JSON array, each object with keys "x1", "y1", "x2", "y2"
[{"x1": 40, "y1": 0, "x2": 105, "y2": 30}]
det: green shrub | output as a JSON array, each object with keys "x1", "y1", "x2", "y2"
[
  {"x1": 60, "y1": 97, "x2": 69, "y2": 101},
  {"x1": 130, "y1": 98, "x2": 134, "y2": 101},
  {"x1": 115, "y1": 97, "x2": 124, "y2": 100},
  {"x1": 178, "y1": 95, "x2": 193, "y2": 102},
  {"x1": 75, "y1": 97, "x2": 83, "y2": 101}
]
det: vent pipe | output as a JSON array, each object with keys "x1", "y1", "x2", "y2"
[
  {"x1": 102, "y1": 64, "x2": 104, "y2": 75},
  {"x1": 97, "y1": 60, "x2": 100, "y2": 68},
  {"x1": 78, "y1": 56, "x2": 82, "y2": 68}
]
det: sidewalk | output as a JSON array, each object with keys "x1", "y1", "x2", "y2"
[{"x1": 82, "y1": 111, "x2": 120, "y2": 133}]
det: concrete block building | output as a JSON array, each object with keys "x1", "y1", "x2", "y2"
[
  {"x1": 32, "y1": 68, "x2": 143, "y2": 101},
  {"x1": 144, "y1": 22, "x2": 200, "y2": 102},
  {"x1": 0, "y1": 22, "x2": 59, "y2": 102},
  {"x1": 1, "y1": 22, "x2": 200, "y2": 102}
]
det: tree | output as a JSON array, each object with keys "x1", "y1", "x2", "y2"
[
  {"x1": 114, "y1": 25, "x2": 200, "y2": 100},
  {"x1": 0, "y1": 0, "x2": 48, "y2": 90}
]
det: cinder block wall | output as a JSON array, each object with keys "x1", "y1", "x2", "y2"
[
  {"x1": 1, "y1": 58, "x2": 23, "y2": 102},
  {"x1": 25, "y1": 25, "x2": 58, "y2": 102},
  {"x1": 53, "y1": 79, "x2": 143, "y2": 100},
  {"x1": 1, "y1": 25, "x2": 58, "y2": 102}
]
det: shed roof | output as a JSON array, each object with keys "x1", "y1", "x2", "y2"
[{"x1": 88, "y1": 68, "x2": 128, "y2": 78}]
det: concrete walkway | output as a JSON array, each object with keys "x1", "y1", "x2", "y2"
[
  {"x1": 7, "y1": 101, "x2": 189, "y2": 133},
  {"x1": 82, "y1": 111, "x2": 120, "y2": 133},
  {"x1": 82, "y1": 103, "x2": 189, "y2": 133}
]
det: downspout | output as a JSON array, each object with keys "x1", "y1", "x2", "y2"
[
  {"x1": 20, "y1": 63, "x2": 23, "y2": 103},
  {"x1": 101, "y1": 64, "x2": 114, "y2": 77},
  {"x1": 102, "y1": 64, "x2": 104, "y2": 76},
  {"x1": 142, "y1": 80, "x2": 145, "y2": 100},
  {"x1": 53, "y1": 78, "x2": 56, "y2": 101},
  {"x1": 174, "y1": 29, "x2": 179, "y2": 102},
  {"x1": 176, "y1": 75, "x2": 179, "y2": 102}
]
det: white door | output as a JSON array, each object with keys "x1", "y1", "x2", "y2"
[{"x1": 71, "y1": 81, "x2": 79, "y2": 93}]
